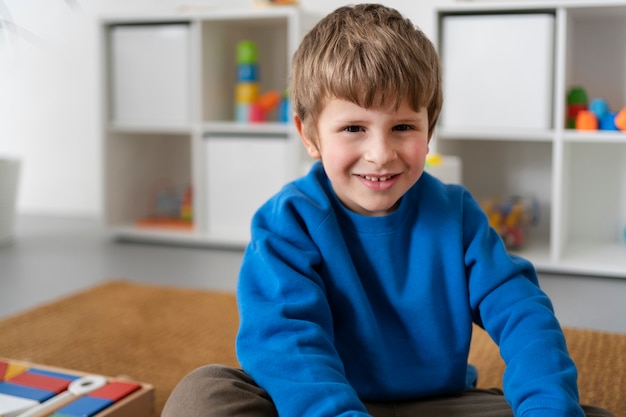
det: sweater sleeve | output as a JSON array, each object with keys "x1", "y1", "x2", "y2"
[
  {"x1": 236, "y1": 195, "x2": 370, "y2": 417},
  {"x1": 462, "y1": 190, "x2": 584, "y2": 417}
]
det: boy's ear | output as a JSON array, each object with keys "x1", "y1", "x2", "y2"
[{"x1": 294, "y1": 114, "x2": 321, "y2": 159}]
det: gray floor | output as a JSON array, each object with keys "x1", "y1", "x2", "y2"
[{"x1": 1, "y1": 214, "x2": 625, "y2": 334}]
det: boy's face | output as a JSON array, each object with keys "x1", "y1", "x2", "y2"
[{"x1": 295, "y1": 98, "x2": 430, "y2": 216}]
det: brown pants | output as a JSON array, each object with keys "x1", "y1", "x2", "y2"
[{"x1": 162, "y1": 365, "x2": 616, "y2": 417}]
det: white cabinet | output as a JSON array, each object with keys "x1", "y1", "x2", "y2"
[
  {"x1": 435, "y1": 1, "x2": 626, "y2": 278},
  {"x1": 101, "y1": 8, "x2": 319, "y2": 247},
  {"x1": 110, "y1": 24, "x2": 191, "y2": 127},
  {"x1": 203, "y1": 130, "x2": 293, "y2": 241},
  {"x1": 440, "y1": 13, "x2": 555, "y2": 131}
]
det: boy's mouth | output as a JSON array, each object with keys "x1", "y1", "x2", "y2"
[
  {"x1": 356, "y1": 173, "x2": 401, "y2": 191},
  {"x1": 359, "y1": 174, "x2": 398, "y2": 182}
]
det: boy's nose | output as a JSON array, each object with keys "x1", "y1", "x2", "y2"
[{"x1": 364, "y1": 136, "x2": 396, "y2": 166}]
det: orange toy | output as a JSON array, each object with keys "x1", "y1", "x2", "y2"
[
  {"x1": 575, "y1": 110, "x2": 598, "y2": 130},
  {"x1": 257, "y1": 90, "x2": 281, "y2": 112},
  {"x1": 614, "y1": 108, "x2": 626, "y2": 131}
]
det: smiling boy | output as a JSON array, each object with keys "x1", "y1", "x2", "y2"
[
  {"x1": 298, "y1": 98, "x2": 429, "y2": 217},
  {"x1": 162, "y1": 4, "x2": 615, "y2": 417}
]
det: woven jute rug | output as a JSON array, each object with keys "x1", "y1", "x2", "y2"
[{"x1": 0, "y1": 280, "x2": 623, "y2": 417}]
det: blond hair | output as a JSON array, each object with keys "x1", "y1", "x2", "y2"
[{"x1": 290, "y1": 3, "x2": 442, "y2": 142}]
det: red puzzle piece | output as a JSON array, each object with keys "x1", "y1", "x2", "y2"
[
  {"x1": 0, "y1": 361, "x2": 7, "y2": 381},
  {"x1": 89, "y1": 381, "x2": 141, "y2": 402},
  {"x1": 8, "y1": 371, "x2": 71, "y2": 394}
]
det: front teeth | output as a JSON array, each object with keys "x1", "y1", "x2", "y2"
[{"x1": 363, "y1": 175, "x2": 391, "y2": 182}]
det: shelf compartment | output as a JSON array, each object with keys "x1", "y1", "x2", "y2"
[
  {"x1": 558, "y1": 242, "x2": 626, "y2": 278},
  {"x1": 561, "y1": 142, "x2": 626, "y2": 248},
  {"x1": 107, "y1": 22, "x2": 191, "y2": 128},
  {"x1": 439, "y1": 12, "x2": 555, "y2": 131},
  {"x1": 200, "y1": 16, "x2": 290, "y2": 123},
  {"x1": 104, "y1": 132, "x2": 193, "y2": 231},
  {"x1": 202, "y1": 132, "x2": 292, "y2": 243},
  {"x1": 438, "y1": 139, "x2": 553, "y2": 245},
  {"x1": 564, "y1": 6, "x2": 626, "y2": 126}
]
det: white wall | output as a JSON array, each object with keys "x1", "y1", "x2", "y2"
[{"x1": 0, "y1": 0, "x2": 447, "y2": 218}]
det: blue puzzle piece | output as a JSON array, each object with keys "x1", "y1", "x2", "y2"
[
  {"x1": 28, "y1": 368, "x2": 79, "y2": 381},
  {"x1": 0, "y1": 381, "x2": 56, "y2": 402},
  {"x1": 55, "y1": 396, "x2": 113, "y2": 416}
]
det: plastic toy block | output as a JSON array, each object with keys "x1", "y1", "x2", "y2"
[
  {"x1": 567, "y1": 86, "x2": 588, "y2": 105},
  {"x1": 0, "y1": 382, "x2": 56, "y2": 402},
  {"x1": 0, "y1": 361, "x2": 7, "y2": 381},
  {"x1": 3, "y1": 362, "x2": 28, "y2": 381},
  {"x1": 9, "y1": 371, "x2": 71, "y2": 394},
  {"x1": 615, "y1": 108, "x2": 626, "y2": 130},
  {"x1": 575, "y1": 110, "x2": 598, "y2": 130},
  {"x1": 55, "y1": 396, "x2": 113, "y2": 416},
  {"x1": 589, "y1": 98, "x2": 609, "y2": 119},
  {"x1": 0, "y1": 392, "x2": 39, "y2": 416},
  {"x1": 89, "y1": 381, "x2": 141, "y2": 402},
  {"x1": 28, "y1": 368, "x2": 79, "y2": 381},
  {"x1": 600, "y1": 111, "x2": 618, "y2": 130}
]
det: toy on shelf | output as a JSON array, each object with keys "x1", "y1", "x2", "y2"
[
  {"x1": 566, "y1": 86, "x2": 587, "y2": 129},
  {"x1": 234, "y1": 40, "x2": 282, "y2": 123},
  {"x1": 278, "y1": 89, "x2": 291, "y2": 123},
  {"x1": 567, "y1": 86, "x2": 626, "y2": 132},
  {"x1": 615, "y1": 108, "x2": 626, "y2": 131},
  {"x1": 235, "y1": 40, "x2": 260, "y2": 123},
  {"x1": 136, "y1": 184, "x2": 193, "y2": 231},
  {"x1": 254, "y1": 0, "x2": 299, "y2": 6},
  {"x1": 481, "y1": 195, "x2": 539, "y2": 250},
  {"x1": 599, "y1": 110, "x2": 619, "y2": 130},
  {"x1": 575, "y1": 109, "x2": 598, "y2": 130}
]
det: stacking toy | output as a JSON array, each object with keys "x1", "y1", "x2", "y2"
[
  {"x1": 566, "y1": 86, "x2": 587, "y2": 129},
  {"x1": 235, "y1": 40, "x2": 260, "y2": 123}
]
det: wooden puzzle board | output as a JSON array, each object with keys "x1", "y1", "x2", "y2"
[{"x1": 0, "y1": 358, "x2": 154, "y2": 417}]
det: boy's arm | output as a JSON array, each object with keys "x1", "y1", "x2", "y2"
[
  {"x1": 236, "y1": 208, "x2": 370, "y2": 417},
  {"x1": 463, "y1": 191, "x2": 584, "y2": 417}
]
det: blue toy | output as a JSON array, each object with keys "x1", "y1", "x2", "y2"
[
  {"x1": 589, "y1": 98, "x2": 609, "y2": 120},
  {"x1": 600, "y1": 111, "x2": 619, "y2": 130}
]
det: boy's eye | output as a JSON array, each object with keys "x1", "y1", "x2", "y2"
[
  {"x1": 344, "y1": 125, "x2": 363, "y2": 133},
  {"x1": 393, "y1": 124, "x2": 413, "y2": 131}
]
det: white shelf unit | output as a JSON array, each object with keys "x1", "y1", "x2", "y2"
[
  {"x1": 100, "y1": 8, "x2": 319, "y2": 247},
  {"x1": 435, "y1": 1, "x2": 626, "y2": 278}
]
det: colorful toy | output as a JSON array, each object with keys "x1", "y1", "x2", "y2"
[
  {"x1": 481, "y1": 196, "x2": 539, "y2": 250},
  {"x1": 254, "y1": 0, "x2": 299, "y2": 6},
  {"x1": 0, "y1": 358, "x2": 152, "y2": 417},
  {"x1": 599, "y1": 111, "x2": 619, "y2": 130},
  {"x1": 615, "y1": 108, "x2": 626, "y2": 131},
  {"x1": 234, "y1": 40, "x2": 282, "y2": 123},
  {"x1": 180, "y1": 186, "x2": 193, "y2": 222},
  {"x1": 425, "y1": 153, "x2": 444, "y2": 168},
  {"x1": 235, "y1": 40, "x2": 260, "y2": 123},
  {"x1": 278, "y1": 89, "x2": 291, "y2": 123},
  {"x1": 566, "y1": 86, "x2": 587, "y2": 129},
  {"x1": 588, "y1": 98, "x2": 609, "y2": 120},
  {"x1": 567, "y1": 87, "x2": 626, "y2": 132},
  {"x1": 135, "y1": 183, "x2": 194, "y2": 230},
  {"x1": 575, "y1": 110, "x2": 598, "y2": 130}
]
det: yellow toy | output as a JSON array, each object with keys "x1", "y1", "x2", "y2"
[{"x1": 481, "y1": 196, "x2": 538, "y2": 249}]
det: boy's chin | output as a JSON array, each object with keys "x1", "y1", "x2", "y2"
[{"x1": 351, "y1": 199, "x2": 402, "y2": 217}]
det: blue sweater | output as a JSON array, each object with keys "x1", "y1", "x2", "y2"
[{"x1": 236, "y1": 162, "x2": 583, "y2": 417}]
